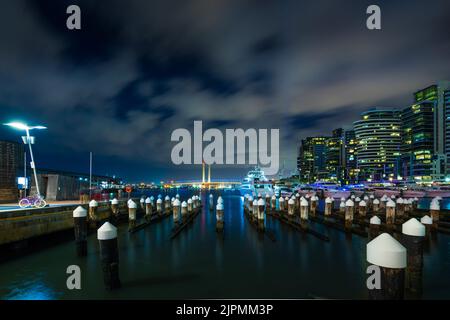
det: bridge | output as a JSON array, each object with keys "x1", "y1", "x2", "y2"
[{"x1": 163, "y1": 163, "x2": 242, "y2": 189}]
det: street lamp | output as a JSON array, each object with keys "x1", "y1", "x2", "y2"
[{"x1": 4, "y1": 122, "x2": 47, "y2": 198}]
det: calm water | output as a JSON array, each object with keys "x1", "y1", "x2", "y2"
[{"x1": 0, "y1": 190, "x2": 449, "y2": 300}]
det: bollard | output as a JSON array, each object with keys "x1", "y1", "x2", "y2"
[
  {"x1": 216, "y1": 203, "x2": 224, "y2": 231},
  {"x1": 412, "y1": 197, "x2": 419, "y2": 210},
  {"x1": 156, "y1": 198, "x2": 163, "y2": 214},
  {"x1": 420, "y1": 215, "x2": 432, "y2": 239},
  {"x1": 310, "y1": 195, "x2": 318, "y2": 217},
  {"x1": 403, "y1": 199, "x2": 410, "y2": 216},
  {"x1": 128, "y1": 200, "x2": 137, "y2": 229},
  {"x1": 429, "y1": 200, "x2": 440, "y2": 229},
  {"x1": 265, "y1": 193, "x2": 271, "y2": 209},
  {"x1": 380, "y1": 195, "x2": 388, "y2": 210},
  {"x1": 257, "y1": 198, "x2": 265, "y2": 230},
  {"x1": 89, "y1": 199, "x2": 98, "y2": 228},
  {"x1": 369, "y1": 216, "x2": 381, "y2": 240},
  {"x1": 324, "y1": 197, "x2": 333, "y2": 217},
  {"x1": 257, "y1": 192, "x2": 262, "y2": 200},
  {"x1": 372, "y1": 199, "x2": 380, "y2": 214},
  {"x1": 345, "y1": 199, "x2": 354, "y2": 229},
  {"x1": 97, "y1": 222, "x2": 121, "y2": 290},
  {"x1": 271, "y1": 195, "x2": 276, "y2": 211},
  {"x1": 386, "y1": 199, "x2": 396, "y2": 226},
  {"x1": 73, "y1": 206, "x2": 88, "y2": 256},
  {"x1": 288, "y1": 198, "x2": 295, "y2": 219},
  {"x1": 396, "y1": 198, "x2": 404, "y2": 218},
  {"x1": 111, "y1": 198, "x2": 119, "y2": 220},
  {"x1": 366, "y1": 233, "x2": 406, "y2": 300},
  {"x1": 279, "y1": 196, "x2": 285, "y2": 212},
  {"x1": 165, "y1": 195, "x2": 171, "y2": 214},
  {"x1": 187, "y1": 198, "x2": 193, "y2": 214},
  {"x1": 192, "y1": 196, "x2": 197, "y2": 210},
  {"x1": 402, "y1": 218, "x2": 425, "y2": 296},
  {"x1": 368, "y1": 195, "x2": 374, "y2": 211},
  {"x1": 173, "y1": 199, "x2": 181, "y2": 224},
  {"x1": 359, "y1": 200, "x2": 367, "y2": 217},
  {"x1": 145, "y1": 197, "x2": 152, "y2": 220},
  {"x1": 252, "y1": 199, "x2": 258, "y2": 222},
  {"x1": 295, "y1": 193, "x2": 300, "y2": 210},
  {"x1": 139, "y1": 197, "x2": 145, "y2": 210},
  {"x1": 176, "y1": 194, "x2": 180, "y2": 200},
  {"x1": 300, "y1": 198, "x2": 309, "y2": 221},
  {"x1": 217, "y1": 196, "x2": 223, "y2": 205},
  {"x1": 248, "y1": 196, "x2": 254, "y2": 216},
  {"x1": 339, "y1": 199, "x2": 345, "y2": 214},
  {"x1": 209, "y1": 194, "x2": 214, "y2": 211},
  {"x1": 181, "y1": 201, "x2": 188, "y2": 220},
  {"x1": 355, "y1": 197, "x2": 361, "y2": 215}
]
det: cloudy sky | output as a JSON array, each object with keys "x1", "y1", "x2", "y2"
[{"x1": 0, "y1": 0, "x2": 449, "y2": 182}]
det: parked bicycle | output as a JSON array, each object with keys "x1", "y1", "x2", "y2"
[{"x1": 19, "y1": 195, "x2": 47, "y2": 209}]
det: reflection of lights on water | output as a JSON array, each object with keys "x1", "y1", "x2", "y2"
[{"x1": 5, "y1": 279, "x2": 59, "y2": 300}]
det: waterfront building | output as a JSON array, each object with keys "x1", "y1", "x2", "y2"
[
  {"x1": 0, "y1": 140, "x2": 24, "y2": 203},
  {"x1": 325, "y1": 128, "x2": 344, "y2": 182},
  {"x1": 342, "y1": 128, "x2": 359, "y2": 183},
  {"x1": 353, "y1": 109, "x2": 401, "y2": 181},
  {"x1": 400, "y1": 102, "x2": 434, "y2": 182},
  {"x1": 298, "y1": 136, "x2": 328, "y2": 183}
]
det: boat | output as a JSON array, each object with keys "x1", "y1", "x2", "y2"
[{"x1": 240, "y1": 166, "x2": 273, "y2": 196}]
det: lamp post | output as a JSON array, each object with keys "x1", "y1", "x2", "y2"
[{"x1": 4, "y1": 122, "x2": 47, "y2": 198}]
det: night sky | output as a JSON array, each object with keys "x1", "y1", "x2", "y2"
[{"x1": 0, "y1": 0, "x2": 449, "y2": 182}]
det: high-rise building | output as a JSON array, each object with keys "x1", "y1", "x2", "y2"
[
  {"x1": 342, "y1": 128, "x2": 358, "y2": 183},
  {"x1": 400, "y1": 102, "x2": 434, "y2": 181},
  {"x1": 298, "y1": 136, "x2": 328, "y2": 182},
  {"x1": 0, "y1": 140, "x2": 24, "y2": 202},
  {"x1": 414, "y1": 81, "x2": 450, "y2": 180},
  {"x1": 353, "y1": 109, "x2": 401, "y2": 181},
  {"x1": 325, "y1": 128, "x2": 343, "y2": 182}
]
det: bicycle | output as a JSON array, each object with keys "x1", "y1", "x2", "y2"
[{"x1": 18, "y1": 195, "x2": 47, "y2": 209}]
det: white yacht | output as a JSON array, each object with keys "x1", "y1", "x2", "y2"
[{"x1": 240, "y1": 166, "x2": 273, "y2": 196}]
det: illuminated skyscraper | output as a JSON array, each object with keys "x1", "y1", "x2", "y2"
[
  {"x1": 298, "y1": 136, "x2": 328, "y2": 183},
  {"x1": 325, "y1": 128, "x2": 343, "y2": 182},
  {"x1": 353, "y1": 109, "x2": 401, "y2": 181}
]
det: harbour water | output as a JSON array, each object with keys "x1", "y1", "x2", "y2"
[{"x1": 0, "y1": 190, "x2": 449, "y2": 300}]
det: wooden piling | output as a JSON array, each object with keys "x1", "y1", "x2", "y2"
[
  {"x1": 128, "y1": 200, "x2": 137, "y2": 229},
  {"x1": 359, "y1": 200, "x2": 367, "y2": 218},
  {"x1": 73, "y1": 206, "x2": 88, "y2": 256},
  {"x1": 110, "y1": 198, "x2": 119, "y2": 221},
  {"x1": 368, "y1": 216, "x2": 381, "y2": 240},
  {"x1": 216, "y1": 203, "x2": 224, "y2": 232},
  {"x1": 310, "y1": 195, "x2": 318, "y2": 217},
  {"x1": 139, "y1": 197, "x2": 145, "y2": 210},
  {"x1": 324, "y1": 197, "x2": 333, "y2": 217},
  {"x1": 89, "y1": 200, "x2": 98, "y2": 229},
  {"x1": 209, "y1": 194, "x2": 214, "y2": 211},
  {"x1": 386, "y1": 199, "x2": 396, "y2": 226},
  {"x1": 252, "y1": 199, "x2": 258, "y2": 222},
  {"x1": 420, "y1": 215, "x2": 432, "y2": 239},
  {"x1": 396, "y1": 198, "x2": 404, "y2": 218},
  {"x1": 98, "y1": 222, "x2": 121, "y2": 290},
  {"x1": 257, "y1": 198, "x2": 265, "y2": 231},
  {"x1": 430, "y1": 200, "x2": 440, "y2": 230},
  {"x1": 372, "y1": 199, "x2": 380, "y2": 214},
  {"x1": 187, "y1": 198, "x2": 193, "y2": 214},
  {"x1": 165, "y1": 196, "x2": 171, "y2": 214},
  {"x1": 367, "y1": 233, "x2": 406, "y2": 300},
  {"x1": 271, "y1": 195, "x2": 276, "y2": 210},
  {"x1": 345, "y1": 199, "x2": 354, "y2": 230},
  {"x1": 181, "y1": 201, "x2": 188, "y2": 220},
  {"x1": 145, "y1": 197, "x2": 152, "y2": 220},
  {"x1": 173, "y1": 199, "x2": 181, "y2": 225},
  {"x1": 279, "y1": 197, "x2": 284, "y2": 212},
  {"x1": 339, "y1": 199, "x2": 345, "y2": 214},
  {"x1": 402, "y1": 218, "x2": 425, "y2": 297},
  {"x1": 288, "y1": 198, "x2": 295, "y2": 220}
]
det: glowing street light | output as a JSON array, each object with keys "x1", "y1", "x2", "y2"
[{"x1": 4, "y1": 122, "x2": 47, "y2": 198}]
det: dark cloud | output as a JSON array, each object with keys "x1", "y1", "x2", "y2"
[{"x1": 0, "y1": 0, "x2": 449, "y2": 181}]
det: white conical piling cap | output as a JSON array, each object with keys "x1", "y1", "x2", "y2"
[
  {"x1": 301, "y1": 198, "x2": 308, "y2": 206},
  {"x1": 128, "y1": 200, "x2": 137, "y2": 209},
  {"x1": 279, "y1": 197, "x2": 284, "y2": 202},
  {"x1": 187, "y1": 198, "x2": 192, "y2": 204},
  {"x1": 325, "y1": 197, "x2": 333, "y2": 203},
  {"x1": 373, "y1": 199, "x2": 380, "y2": 204},
  {"x1": 420, "y1": 215, "x2": 432, "y2": 225},
  {"x1": 341, "y1": 197, "x2": 345, "y2": 201},
  {"x1": 111, "y1": 198, "x2": 119, "y2": 205},
  {"x1": 311, "y1": 195, "x2": 318, "y2": 201},
  {"x1": 181, "y1": 201, "x2": 187, "y2": 208},
  {"x1": 413, "y1": 197, "x2": 418, "y2": 201},
  {"x1": 258, "y1": 198, "x2": 265, "y2": 206},
  {"x1": 355, "y1": 197, "x2": 361, "y2": 202},
  {"x1": 140, "y1": 198, "x2": 145, "y2": 203},
  {"x1": 165, "y1": 195, "x2": 170, "y2": 201},
  {"x1": 386, "y1": 199, "x2": 396, "y2": 207},
  {"x1": 258, "y1": 193, "x2": 262, "y2": 198},
  {"x1": 89, "y1": 200, "x2": 98, "y2": 207},
  {"x1": 209, "y1": 194, "x2": 213, "y2": 198},
  {"x1": 285, "y1": 196, "x2": 289, "y2": 201},
  {"x1": 370, "y1": 195, "x2": 374, "y2": 199},
  {"x1": 145, "y1": 197, "x2": 151, "y2": 204},
  {"x1": 367, "y1": 233, "x2": 407, "y2": 268},
  {"x1": 176, "y1": 194, "x2": 180, "y2": 199},
  {"x1": 402, "y1": 218, "x2": 425, "y2": 237},
  {"x1": 157, "y1": 198, "x2": 162, "y2": 204},
  {"x1": 381, "y1": 195, "x2": 388, "y2": 201},
  {"x1": 171, "y1": 197, "x2": 175, "y2": 203},
  {"x1": 248, "y1": 196, "x2": 254, "y2": 202},
  {"x1": 157, "y1": 194, "x2": 162, "y2": 199},
  {"x1": 340, "y1": 201, "x2": 345, "y2": 208},
  {"x1": 97, "y1": 222, "x2": 117, "y2": 240},
  {"x1": 396, "y1": 198, "x2": 404, "y2": 204},
  {"x1": 218, "y1": 196, "x2": 223, "y2": 204},
  {"x1": 73, "y1": 206, "x2": 87, "y2": 217},
  {"x1": 173, "y1": 199, "x2": 181, "y2": 206},
  {"x1": 364, "y1": 196, "x2": 369, "y2": 201},
  {"x1": 370, "y1": 216, "x2": 381, "y2": 225},
  {"x1": 351, "y1": 195, "x2": 355, "y2": 199},
  {"x1": 252, "y1": 199, "x2": 258, "y2": 206},
  {"x1": 288, "y1": 198, "x2": 295, "y2": 205},
  {"x1": 271, "y1": 195, "x2": 276, "y2": 200},
  {"x1": 295, "y1": 193, "x2": 300, "y2": 198},
  {"x1": 300, "y1": 196, "x2": 306, "y2": 201},
  {"x1": 345, "y1": 199, "x2": 354, "y2": 207},
  {"x1": 436, "y1": 196, "x2": 442, "y2": 201},
  {"x1": 390, "y1": 195, "x2": 396, "y2": 199},
  {"x1": 216, "y1": 203, "x2": 224, "y2": 210},
  {"x1": 305, "y1": 194, "x2": 310, "y2": 198},
  {"x1": 359, "y1": 200, "x2": 366, "y2": 207},
  {"x1": 150, "y1": 196, "x2": 154, "y2": 201},
  {"x1": 430, "y1": 201, "x2": 440, "y2": 210}
]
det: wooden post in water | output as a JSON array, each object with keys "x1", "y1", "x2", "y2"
[
  {"x1": 98, "y1": 222, "x2": 121, "y2": 290},
  {"x1": 412, "y1": 197, "x2": 418, "y2": 211},
  {"x1": 367, "y1": 233, "x2": 406, "y2": 300},
  {"x1": 128, "y1": 200, "x2": 137, "y2": 229},
  {"x1": 144, "y1": 197, "x2": 152, "y2": 220},
  {"x1": 265, "y1": 193, "x2": 270, "y2": 209},
  {"x1": 288, "y1": 198, "x2": 295, "y2": 220},
  {"x1": 181, "y1": 201, "x2": 188, "y2": 221},
  {"x1": 156, "y1": 198, "x2": 163, "y2": 215},
  {"x1": 248, "y1": 196, "x2": 254, "y2": 216},
  {"x1": 252, "y1": 199, "x2": 259, "y2": 222},
  {"x1": 429, "y1": 200, "x2": 440, "y2": 230},
  {"x1": 192, "y1": 196, "x2": 197, "y2": 210},
  {"x1": 369, "y1": 216, "x2": 381, "y2": 240},
  {"x1": 359, "y1": 200, "x2": 367, "y2": 218},
  {"x1": 209, "y1": 194, "x2": 214, "y2": 211},
  {"x1": 324, "y1": 197, "x2": 333, "y2": 217},
  {"x1": 372, "y1": 198, "x2": 380, "y2": 215},
  {"x1": 110, "y1": 198, "x2": 119, "y2": 221},
  {"x1": 295, "y1": 193, "x2": 300, "y2": 211},
  {"x1": 165, "y1": 195, "x2": 171, "y2": 214},
  {"x1": 354, "y1": 197, "x2": 361, "y2": 215},
  {"x1": 187, "y1": 198, "x2": 193, "y2": 215},
  {"x1": 396, "y1": 198, "x2": 404, "y2": 219},
  {"x1": 89, "y1": 199, "x2": 98, "y2": 229},
  {"x1": 420, "y1": 215, "x2": 432, "y2": 240},
  {"x1": 345, "y1": 199, "x2": 354, "y2": 230},
  {"x1": 386, "y1": 199, "x2": 396, "y2": 227},
  {"x1": 339, "y1": 198, "x2": 345, "y2": 215},
  {"x1": 271, "y1": 195, "x2": 276, "y2": 211},
  {"x1": 139, "y1": 197, "x2": 145, "y2": 211},
  {"x1": 380, "y1": 195, "x2": 388, "y2": 211},
  {"x1": 73, "y1": 206, "x2": 88, "y2": 256},
  {"x1": 300, "y1": 198, "x2": 309, "y2": 229},
  {"x1": 172, "y1": 199, "x2": 181, "y2": 225},
  {"x1": 310, "y1": 195, "x2": 318, "y2": 217},
  {"x1": 365, "y1": 195, "x2": 371, "y2": 212},
  {"x1": 402, "y1": 218, "x2": 425, "y2": 297},
  {"x1": 216, "y1": 202, "x2": 224, "y2": 232},
  {"x1": 257, "y1": 198, "x2": 265, "y2": 230},
  {"x1": 278, "y1": 196, "x2": 284, "y2": 212}
]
